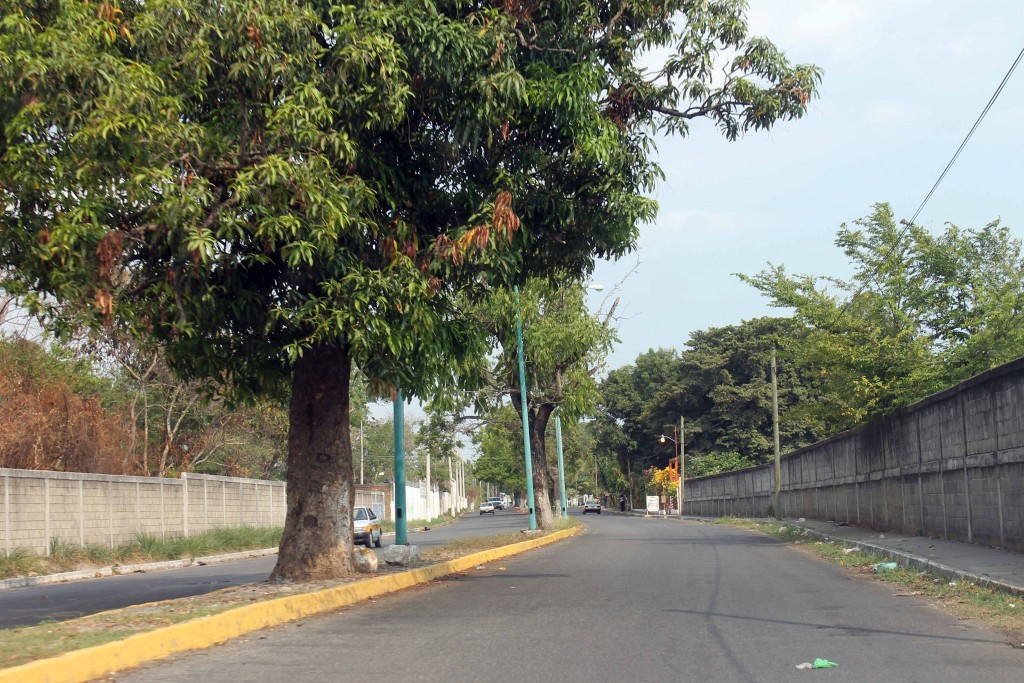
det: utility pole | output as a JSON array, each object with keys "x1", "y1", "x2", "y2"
[
  {"x1": 448, "y1": 456, "x2": 454, "y2": 516},
  {"x1": 554, "y1": 410, "x2": 568, "y2": 518},
  {"x1": 626, "y1": 456, "x2": 633, "y2": 511},
  {"x1": 359, "y1": 420, "x2": 364, "y2": 486},
  {"x1": 679, "y1": 416, "x2": 685, "y2": 517},
  {"x1": 425, "y1": 448, "x2": 431, "y2": 521},
  {"x1": 514, "y1": 285, "x2": 537, "y2": 531},
  {"x1": 771, "y1": 346, "x2": 781, "y2": 518}
]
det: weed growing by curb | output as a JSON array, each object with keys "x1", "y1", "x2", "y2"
[{"x1": 1, "y1": 527, "x2": 283, "y2": 580}]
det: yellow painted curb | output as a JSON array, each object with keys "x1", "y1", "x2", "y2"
[{"x1": 0, "y1": 526, "x2": 580, "y2": 683}]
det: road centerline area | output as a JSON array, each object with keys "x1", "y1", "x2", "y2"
[{"x1": 111, "y1": 514, "x2": 1022, "y2": 683}]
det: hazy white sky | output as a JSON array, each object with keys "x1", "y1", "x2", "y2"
[{"x1": 591, "y1": 0, "x2": 1024, "y2": 371}]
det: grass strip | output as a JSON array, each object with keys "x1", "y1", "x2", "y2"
[
  {"x1": 716, "y1": 517, "x2": 1024, "y2": 642},
  {"x1": 0, "y1": 519, "x2": 580, "y2": 669},
  {"x1": 1, "y1": 527, "x2": 283, "y2": 580}
]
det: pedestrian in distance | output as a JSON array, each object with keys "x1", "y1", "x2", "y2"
[{"x1": 619, "y1": 494, "x2": 626, "y2": 512}]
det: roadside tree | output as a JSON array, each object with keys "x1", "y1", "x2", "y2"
[{"x1": 0, "y1": 0, "x2": 820, "y2": 578}]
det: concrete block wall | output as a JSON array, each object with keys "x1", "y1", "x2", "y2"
[
  {"x1": 684, "y1": 357, "x2": 1024, "y2": 553},
  {"x1": 1, "y1": 469, "x2": 285, "y2": 556}
]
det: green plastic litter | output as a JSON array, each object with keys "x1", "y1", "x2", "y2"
[{"x1": 813, "y1": 659, "x2": 839, "y2": 668}]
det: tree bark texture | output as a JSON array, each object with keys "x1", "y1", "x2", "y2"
[
  {"x1": 270, "y1": 343, "x2": 354, "y2": 581},
  {"x1": 530, "y1": 405, "x2": 555, "y2": 530}
]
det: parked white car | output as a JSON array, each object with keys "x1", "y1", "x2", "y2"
[{"x1": 353, "y1": 506, "x2": 382, "y2": 548}]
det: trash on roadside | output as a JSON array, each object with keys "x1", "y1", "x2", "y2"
[
  {"x1": 475, "y1": 565, "x2": 485, "y2": 570},
  {"x1": 779, "y1": 526, "x2": 789, "y2": 533},
  {"x1": 796, "y1": 659, "x2": 839, "y2": 670},
  {"x1": 797, "y1": 517, "x2": 806, "y2": 523},
  {"x1": 843, "y1": 547, "x2": 861, "y2": 554},
  {"x1": 949, "y1": 581, "x2": 957, "y2": 587},
  {"x1": 878, "y1": 534, "x2": 886, "y2": 539},
  {"x1": 835, "y1": 521, "x2": 849, "y2": 527},
  {"x1": 873, "y1": 561, "x2": 899, "y2": 572}
]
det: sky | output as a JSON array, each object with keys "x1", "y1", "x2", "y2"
[{"x1": 590, "y1": 0, "x2": 1024, "y2": 371}]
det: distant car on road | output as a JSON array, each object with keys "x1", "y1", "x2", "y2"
[
  {"x1": 479, "y1": 501, "x2": 496, "y2": 515},
  {"x1": 486, "y1": 497, "x2": 504, "y2": 510},
  {"x1": 582, "y1": 500, "x2": 601, "y2": 514},
  {"x1": 353, "y1": 506, "x2": 382, "y2": 548}
]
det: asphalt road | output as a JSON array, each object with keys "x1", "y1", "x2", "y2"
[
  {"x1": 113, "y1": 511, "x2": 1023, "y2": 683},
  {"x1": 0, "y1": 508, "x2": 525, "y2": 629}
]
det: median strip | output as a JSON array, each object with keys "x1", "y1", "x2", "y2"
[{"x1": 0, "y1": 526, "x2": 580, "y2": 683}]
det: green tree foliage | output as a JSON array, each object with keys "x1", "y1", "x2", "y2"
[
  {"x1": 471, "y1": 407, "x2": 526, "y2": 497},
  {"x1": 688, "y1": 451, "x2": 756, "y2": 478},
  {"x1": 414, "y1": 409, "x2": 461, "y2": 491},
  {"x1": 596, "y1": 318, "x2": 831, "y2": 479},
  {"x1": 0, "y1": 0, "x2": 819, "y2": 578},
  {"x1": 596, "y1": 348, "x2": 679, "y2": 487},
  {"x1": 352, "y1": 415, "x2": 402, "y2": 485},
  {"x1": 652, "y1": 317, "x2": 829, "y2": 465},
  {"x1": 740, "y1": 203, "x2": 1024, "y2": 428},
  {"x1": 461, "y1": 277, "x2": 616, "y2": 528}
]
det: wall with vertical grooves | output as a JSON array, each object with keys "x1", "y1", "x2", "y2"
[
  {"x1": 0, "y1": 470, "x2": 462, "y2": 556},
  {"x1": 0, "y1": 471, "x2": 285, "y2": 555},
  {"x1": 683, "y1": 357, "x2": 1024, "y2": 552}
]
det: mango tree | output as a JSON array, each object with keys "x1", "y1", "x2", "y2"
[{"x1": 0, "y1": 0, "x2": 820, "y2": 578}]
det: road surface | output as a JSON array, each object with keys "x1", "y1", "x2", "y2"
[
  {"x1": 0, "y1": 509, "x2": 524, "y2": 628},
  {"x1": 113, "y1": 512, "x2": 1023, "y2": 682}
]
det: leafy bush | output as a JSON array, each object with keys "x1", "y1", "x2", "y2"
[{"x1": 0, "y1": 548, "x2": 44, "y2": 579}]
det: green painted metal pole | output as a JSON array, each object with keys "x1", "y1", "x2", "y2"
[
  {"x1": 394, "y1": 389, "x2": 407, "y2": 545},
  {"x1": 555, "y1": 412, "x2": 568, "y2": 519},
  {"x1": 514, "y1": 285, "x2": 537, "y2": 531}
]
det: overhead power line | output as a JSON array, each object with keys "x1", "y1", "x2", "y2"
[
  {"x1": 824, "y1": 44, "x2": 1024, "y2": 332},
  {"x1": 907, "y1": 44, "x2": 1024, "y2": 227}
]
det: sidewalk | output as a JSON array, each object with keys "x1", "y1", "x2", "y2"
[
  {"x1": 791, "y1": 517, "x2": 1024, "y2": 596},
  {"x1": 607, "y1": 508, "x2": 1024, "y2": 596}
]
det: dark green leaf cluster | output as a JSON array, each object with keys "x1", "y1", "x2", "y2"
[
  {"x1": 1, "y1": 0, "x2": 820, "y2": 411},
  {"x1": 596, "y1": 318, "x2": 829, "y2": 478},
  {"x1": 740, "y1": 203, "x2": 1024, "y2": 427}
]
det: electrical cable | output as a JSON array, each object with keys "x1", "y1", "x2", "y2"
[{"x1": 823, "y1": 44, "x2": 1024, "y2": 332}]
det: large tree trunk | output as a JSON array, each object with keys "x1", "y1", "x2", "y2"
[
  {"x1": 270, "y1": 343, "x2": 354, "y2": 581},
  {"x1": 529, "y1": 406, "x2": 556, "y2": 530}
]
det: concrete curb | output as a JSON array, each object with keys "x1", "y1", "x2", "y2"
[
  {"x1": 0, "y1": 526, "x2": 581, "y2": 683},
  {"x1": 796, "y1": 527, "x2": 1024, "y2": 597},
  {"x1": 0, "y1": 518, "x2": 456, "y2": 592},
  {"x1": 0, "y1": 548, "x2": 280, "y2": 592}
]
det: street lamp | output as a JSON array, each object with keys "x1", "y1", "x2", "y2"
[
  {"x1": 659, "y1": 416, "x2": 685, "y2": 517},
  {"x1": 553, "y1": 407, "x2": 568, "y2": 519},
  {"x1": 514, "y1": 285, "x2": 537, "y2": 531},
  {"x1": 550, "y1": 282, "x2": 604, "y2": 520}
]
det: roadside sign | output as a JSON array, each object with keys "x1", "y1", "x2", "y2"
[{"x1": 646, "y1": 495, "x2": 660, "y2": 513}]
